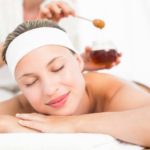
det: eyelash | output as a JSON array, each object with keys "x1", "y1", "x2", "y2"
[
  {"x1": 25, "y1": 66, "x2": 64, "y2": 87},
  {"x1": 53, "y1": 65, "x2": 64, "y2": 72},
  {"x1": 25, "y1": 80, "x2": 37, "y2": 87}
]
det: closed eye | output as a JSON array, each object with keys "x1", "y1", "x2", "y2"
[
  {"x1": 52, "y1": 65, "x2": 64, "y2": 72},
  {"x1": 25, "y1": 79, "x2": 37, "y2": 87}
]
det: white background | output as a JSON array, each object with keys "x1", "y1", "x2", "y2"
[{"x1": 75, "y1": 0, "x2": 150, "y2": 86}]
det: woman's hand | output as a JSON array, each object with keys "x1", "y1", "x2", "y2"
[
  {"x1": 0, "y1": 115, "x2": 39, "y2": 133},
  {"x1": 16, "y1": 113, "x2": 75, "y2": 133},
  {"x1": 82, "y1": 46, "x2": 122, "y2": 71},
  {"x1": 39, "y1": 1, "x2": 75, "y2": 22}
]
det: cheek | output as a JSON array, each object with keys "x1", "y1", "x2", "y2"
[
  {"x1": 61, "y1": 65, "x2": 85, "y2": 91},
  {"x1": 21, "y1": 86, "x2": 42, "y2": 109}
]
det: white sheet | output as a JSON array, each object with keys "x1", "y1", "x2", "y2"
[{"x1": 0, "y1": 133, "x2": 142, "y2": 150}]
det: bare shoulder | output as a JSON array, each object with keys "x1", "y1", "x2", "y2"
[
  {"x1": 0, "y1": 94, "x2": 35, "y2": 115},
  {"x1": 84, "y1": 72, "x2": 150, "y2": 111},
  {"x1": 84, "y1": 71, "x2": 125, "y2": 83},
  {"x1": 83, "y1": 72, "x2": 126, "y2": 111},
  {"x1": 84, "y1": 72, "x2": 126, "y2": 96},
  {"x1": 18, "y1": 94, "x2": 36, "y2": 113}
]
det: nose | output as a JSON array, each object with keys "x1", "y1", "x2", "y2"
[{"x1": 42, "y1": 75, "x2": 59, "y2": 96}]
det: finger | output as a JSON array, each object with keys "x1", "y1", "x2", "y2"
[
  {"x1": 84, "y1": 46, "x2": 92, "y2": 52},
  {"x1": 105, "y1": 64, "x2": 113, "y2": 69},
  {"x1": 58, "y1": 2, "x2": 75, "y2": 17},
  {"x1": 16, "y1": 113, "x2": 46, "y2": 122},
  {"x1": 18, "y1": 120, "x2": 45, "y2": 132},
  {"x1": 116, "y1": 59, "x2": 121, "y2": 65},
  {"x1": 84, "y1": 46, "x2": 92, "y2": 60},
  {"x1": 84, "y1": 47, "x2": 95, "y2": 62},
  {"x1": 104, "y1": 62, "x2": 117, "y2": 69},
  {"x1": 40, "y1": 6, "x2": 52, "y2": 19},
  {"x1": 47, "y1": 3, "x2": 62, "y2": 19},
  {"x1": 41, "y1": 3, "x2": 62, "y2": 21},
  {"x1": 117, "y1": 52, "x2": 122, "y2": 57}
]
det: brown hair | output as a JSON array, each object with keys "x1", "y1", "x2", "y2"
[{"x1": 2, "y1": 19, "x2": 66, "y2": 63}]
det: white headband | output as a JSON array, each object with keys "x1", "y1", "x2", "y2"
[{"x1": 6, "y1": 27, "x2": 77, "y2": 78}]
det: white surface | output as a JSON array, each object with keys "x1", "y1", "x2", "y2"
[{"x1": 0, "y1": 133, "x2": 142, "y2": 150}]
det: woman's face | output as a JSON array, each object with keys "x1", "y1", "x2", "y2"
[{"x1": 15, "y1": 45, "x2": 86, "y2": 115}]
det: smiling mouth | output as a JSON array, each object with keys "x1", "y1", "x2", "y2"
[{"x1": 46, "y1": 92, "x2": 70, "y2": 108}]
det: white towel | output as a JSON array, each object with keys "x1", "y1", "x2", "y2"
[{"x1": 0, "y1": 133, "x2": 142, "y2": 150}]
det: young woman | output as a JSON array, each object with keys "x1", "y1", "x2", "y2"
[
  {"x1": 0, "y1": 0, "x2": 120, "y2": 100},
  {"x1": 1, "y1": 19, "x2": 150, "y2": 147}
]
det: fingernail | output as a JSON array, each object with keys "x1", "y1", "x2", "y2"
[
  {"x1": 58, "y1": 8, "x2": 62, "y2": 13},
  {"x1": 18, "y1": 120, "x2": 23, "y2": 124},
  {"x1": 48, "y1": 14, "x2": 52, "y2": 18},
  {"x1": 16, "y1": 113, "x2": 21, "y2": 117}
]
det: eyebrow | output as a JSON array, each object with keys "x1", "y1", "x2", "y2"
[
  {"x1": 18, "y1": 56, "x2": 63, "y2": 80},
  {"x1": 46, "y1": 56, "x2": 62, "y2": 68}
]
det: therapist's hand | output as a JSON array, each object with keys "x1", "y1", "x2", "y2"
[
  {"x1": 82, "y1": 46, "x2": 122, "y2": 71},
  {"x1": 0, "y1": 115, "x2": 39, "y2": 133},
  {"x1": 16, "y1": 113, "x2": 75, "y2": 133},
  {"x1": 39, "y1": 1, "x2": 75, "y2": 22}
]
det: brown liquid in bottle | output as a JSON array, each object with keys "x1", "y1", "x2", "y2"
[{"x1": 90, "y1": 49, "x2": 119, "y2": 65}]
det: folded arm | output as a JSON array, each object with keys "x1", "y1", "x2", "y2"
[
  {"x1": 15, "y1": 73, "x2": 150, "y2": 147},
  {"x1": 14, "y1": 105, "x2": 150, "y2": 146},
  {"x1": 0, "y1": 94, "x2": 37, "y2": 132}
]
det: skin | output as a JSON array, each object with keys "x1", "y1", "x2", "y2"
[
  {"x1": 15, "y1": 46, "x2": 88, "y2": 116},
  {"x1": 39, "y1": 0, "x2": 75, "y2": 22},
  {"x1": 39, "y1": 1, "x2": 122, "y2": 70},
  {"x1": 0, "y1": 1, "x2": 148, "y2": 146},
  {"x1": 23, "y1": 0, "x2": 43, "y2": 21},
  {"x1": 0, "y1": 0, "x2": 121, "y2": 68},
  {"x1": 1, "y1": 45, "x2": 150, "y2": 147}
]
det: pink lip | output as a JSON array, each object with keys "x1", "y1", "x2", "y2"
[{"x1": 46, "y1": 92, "x2": 70, "y2": 108}]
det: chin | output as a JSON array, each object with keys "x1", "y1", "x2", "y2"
[{"x1": 53, "y1": 108, "x2": 78, "y2": 116}]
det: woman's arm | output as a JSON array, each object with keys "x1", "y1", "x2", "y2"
[
  {"x1": 81, "y1": 73, "x2": 150, "y2": 146},
  {"x1": 0, "y1": 94, "x2": 34, "y2": 115},
  {"x1": 0, "y1": 115, "x2": 38, "y2": 133},
  {"x1": 74, "y1": 107, "x2": 150, "y2": 147},
  {"x1": 15, "y1": 106, "x2": 150, "y2": 146},
  {"x1": 15, "y1": 73, "x2": 150, "y2": 146},
  {"x1": 0, "y1": 94, "x2": 38, "y2": 132}
]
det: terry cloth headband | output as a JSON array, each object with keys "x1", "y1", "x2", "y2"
[{"x1": 6, "y1": 27, "x2": 77, "y2": 78}]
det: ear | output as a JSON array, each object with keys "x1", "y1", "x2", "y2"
[{"x1": 74, "y1": 54, "x2": 84, "y2": 72}]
